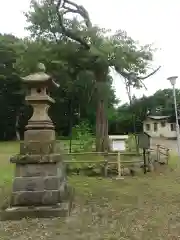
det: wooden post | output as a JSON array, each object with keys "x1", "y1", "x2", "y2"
[
  {"x1": 147, "y1": 150, "x2": 154, "y2": 172},
  {"x1": 104, "y1": 151, "x2": 108, "y2": 177},
  {"x1": 116, "y1": 151, "x2": 124, "y2": 180},
  {"x1": 166, "y1": 148, "x2": 170, "y2": 165},
  {"x1": 117, "y1": 151, "x2": 121, "y2": 177},
  {"x1": 143, "y1": 148, "x2": 147, "y2": 174},
  {"x1": 156, "y1": 144, "x2": 160, "y2": 162},
  {"x1": 147, "y1": 149, "x2": 150, "y2": 168}
]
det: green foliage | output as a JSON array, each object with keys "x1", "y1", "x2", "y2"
[
  {"x1": 26, "y1": 0, "x2": 156, "y2": 84},
  {"x1": 0, "y1": 34, "x2": 24, "y2": 140},
  {"x1": 72, "y1": 121, "x2": 94, "y2": 151},
  {"x1": 125, "y1": 134, "x2": 138, "y2": 152},
  {"x1": 0, "y1": 33, "x2": 117, "y2": 139},
  {"x1": 109, "y1": 89, "x2": 180, "y2": 135},
  {"x1": 0, "y1": 0, "x2": 158, "y2": 141}
]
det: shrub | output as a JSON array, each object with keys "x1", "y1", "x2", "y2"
[{"x1": 72, "y1": 120, "x2": 94, "y2": 152}]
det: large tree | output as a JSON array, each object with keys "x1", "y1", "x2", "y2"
[
  {"x1": 25, "y1": 0, "x2": 159, "y2": 151},
  {"x1": 17, "y1": 36, "x2": 117, "y2": 135}
]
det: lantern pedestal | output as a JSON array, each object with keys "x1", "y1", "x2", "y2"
[
  {"x1": 2, "y1": 146, "x2": 74, "y2": 220},
  {"x1": 3, "y1": 203, "x2": 72, "y2": 220}
]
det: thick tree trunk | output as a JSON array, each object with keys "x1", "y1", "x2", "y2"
[
  {"x1": 96, "y1": 99, "x2": 109, "y2": 152},
  {"x1": 95, "y1": 79, "x2": 109, "y2": 152}
]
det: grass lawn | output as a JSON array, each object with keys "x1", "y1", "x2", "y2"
[{"x1": 0, "y1": 142, "x2": 180, "y2": 239}]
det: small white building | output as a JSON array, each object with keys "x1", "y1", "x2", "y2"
[
  {"x1": 109, "y1": 135, "x2": 128, "y2": 151},
  {"x1": 143, "y1": 115, "x2": 178, "y2": 138}
]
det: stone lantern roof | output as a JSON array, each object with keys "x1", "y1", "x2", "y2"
[
  {"x1": 22, "y1": 63, "x2": 59, "y2": 105},
  {"x1": 22, "y1": 63, "x2": 60, "y2": 88}
]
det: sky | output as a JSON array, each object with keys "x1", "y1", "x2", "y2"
[{"x1": 0, "y1": 0, "x2": 180, "y2": 103}]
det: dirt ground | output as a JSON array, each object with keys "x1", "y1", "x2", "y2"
[
  {"x1": 0, "y1": 142, "x2": 180, "y2": 239},
  {"x1": 1, "y1": 167, "x2": 180, "y2": 240}
]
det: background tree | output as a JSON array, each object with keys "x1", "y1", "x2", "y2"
[
  {"x1": 112, "y1": 89, "x2": 180, "y2": 134},
  {"x1": 25, "y1": 0, "x2": 159, "y2": 151},
  {"x1": 0, "y1": 34, "x2": 23, "y2": 140},
  {"x1": 0, "y1": 33, "x2": 177, "y2": 141}
]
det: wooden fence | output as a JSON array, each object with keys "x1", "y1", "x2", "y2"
[
  {"x1": 64, "y1": 151, "x2": 146, "y2": 177},
  {"x1": 148, "y1": 144, "x2": 169, "y2": 165},
  {"x1": 156, "y1": 144, "x2": 169, "y2": 164},
  {"x1": 62, "y1": 144, "x2": 170, "y2": 177}
]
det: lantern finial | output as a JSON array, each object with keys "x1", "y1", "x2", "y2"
[{"x1": 37, "y1": 62, "x2": 46, "y2": 72}]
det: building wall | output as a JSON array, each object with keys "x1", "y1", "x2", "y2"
[{"x1": 143, "y1": 119, "x2": 177, "y2": 138}]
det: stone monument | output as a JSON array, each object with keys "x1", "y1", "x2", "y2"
[{"x1": 3, "y1": 63, "x2": 73, "y2": 219}]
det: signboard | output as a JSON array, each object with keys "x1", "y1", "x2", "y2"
[
  {"x1": 137, "y1": 132, "x2": 151, "y2": 149},
  {"x1": 109, "y1": 135, "x2": 128, "y2": 152},
  {"x1": 112, "y1": 140, "x2": 126, "y2": 151}
]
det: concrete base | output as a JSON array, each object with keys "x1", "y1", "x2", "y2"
[{"x1": 1, "y1": 202, "x2": 71, "y2": 221}]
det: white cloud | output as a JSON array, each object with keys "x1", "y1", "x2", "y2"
[{"x1": 0, "y1": 0, "x2": 179, "y2": 103}]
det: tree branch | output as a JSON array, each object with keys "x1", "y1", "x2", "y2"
[
  {"x1": 123, "y1": 78, "x2": 132, "y2": 105},
  {"x1": 138, "y1": 66, "x2": 161, "y2": 80},
  {"x1": 63, "y1": 7, "x2": 79, "y2": 15},
  {"x1": 46, "y1": 1, "x2": 59, "y2": 42},
  {"x1": 56, "y1": 0, "x2": 62, "y2": 9},
  {"x1": 55, "y1": 0, "x2": 90, "y2": 49},
  {"x1": 63, "y1": 0, "x2": 92, "y2": 28},
  {"x1": 139, "y1": 79, "x2": 148, "y2": 90},
  {"x1": 114, "y1": 64, "x2": 161, "y2": 86}
]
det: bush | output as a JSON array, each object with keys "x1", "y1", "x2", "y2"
[
  {"x1": 125, "y1": 134, "x2": 138, "y2": 152},
  {"x1": 72, "y1": 121, "x2": 94, "y2": 152}
]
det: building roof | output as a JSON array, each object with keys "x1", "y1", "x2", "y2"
[
  {"x1": 147, "y1": 115, "x2": 170, "y2": 120},
  {"x1": 145, "y1": 115, "x2": 180, "y2": 123}
]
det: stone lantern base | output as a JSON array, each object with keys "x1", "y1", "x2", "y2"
[{"x1": 1, "y1": 140, "x2": 73, "y2": 220}]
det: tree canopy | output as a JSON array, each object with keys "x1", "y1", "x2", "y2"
[{"x1": 0, "y1": 1, "x2": 163, "y2": 142}]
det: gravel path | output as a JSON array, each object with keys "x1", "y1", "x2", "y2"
[{"x1": 150, "y1": 137, "x2": 178, "y2": 153}]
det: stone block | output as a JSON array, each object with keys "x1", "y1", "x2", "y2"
[
  {"x1": 11, "y1": 190, "x2": 60, "y2": 206},
  {"x1": 11, "y1": 153, "x2": 63, "y2": 164},
  {"x1": 24, "y1": 129, "x2": 55, "y2": 141},
  {"x1": 57, "y1": 162, "x2": 66, "y2": 178},
  {"x1": 42, "y1": 190, "x2": 60, "y2": 205},
  {"x1": 59, "y1": 181, "x2": 68, "y2": 201},
  {"x1": 12, "y1": 176, "x2": 60, "y2": 192},
  {"x1": 1, "y1": 202, "x2": 72, "y2": 220},
  {"x1": 20, "y1": 141, "x2": 56, "y2": 155},
  {"x1": 122, "y1": 167, "x2": 131, "y2": 176},
  {"x1": 44, "y1": 177, "x2": 60, "y2": 190},
  {"x1": 13, "y1": 177, "x2": 44, "y2": 192},
  {"x1": 26, "y1": 121, "x2": 55, "y2": 131},
  {"x1": 15, "y1": 163, "x2": 58, "y2": 177}
]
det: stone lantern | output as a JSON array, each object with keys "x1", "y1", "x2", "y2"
[
  {"x1": 23, "y1": 63, "x2": 59, "y2": 141},
  {"x1": 3, "y1": 64, "x2": 72, "y2": 220}
]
